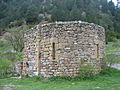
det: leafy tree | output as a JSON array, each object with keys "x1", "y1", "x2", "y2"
[
  {"x1": 0, "y1": 0, "x2": 120, "y2": 40},
  {"x1": 70, "y1": 5, "x2": 82, "y2": 21},
  {"x1": 99, "y1": 13, "x2": 114, "y2": 30},
  {"x1": 25, "y1": 5, "x2": 39, "y2": 23},
  {"x1": 105, "y1": 30, "x2": 117, "y2": 42},
  {"x1": 108, "y1": 0, "x2": 115, "y2": 15},
  {"x1": 6, "y1": 28, "x2": 24, "y2": 52},
  {"x1": 100, "y1": 0, "x2": 108, "y2": 13},
  {"x1": 114, "y1": 8, "x2": 120, "y2": 32}
]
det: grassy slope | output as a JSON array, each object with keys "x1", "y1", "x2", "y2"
[
  {"x1": 0, "y1": 41, "x2": 13, "y2": 53},
  {"x1": 105, "y1": 40, "x2": 120, "y2": 53},
  {"x1": 0, "y1": 68, "x2": 120, "y2": 90}
]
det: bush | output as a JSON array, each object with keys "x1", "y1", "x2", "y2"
[
  {"x1": 0, "y1": 58, "x2": 12, "y2": 78},
  {"x1": 0, "y1": 40, "x2": 5, "y2": 47},
  {"x1": 79, "y1": 63, "x2": 95, "y2": 77},
  {"x1": 5, "y1": 29, "x2": 24, "y2": 52},
  {"x1": 112, "y1": 43, "x2": 120, "y2": 48},
  {"x1": 104, "y1": 54, "x2": 120, "y2": 67},
  {"x1": 8, "y1": 20, "x2": 25, "y2": 28},
  {"x1": 0, "y1": 52, "x2": 23, "y2": 62},
  {"x1": 106, "y1": 30, "x2": 118, "y2": 42},
  {"x1": 100, "y1": 67, "x2": 120, "y2": 76}
]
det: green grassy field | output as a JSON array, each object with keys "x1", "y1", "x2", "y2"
[{"x1": 0, "y1": 68, "x2": 120, "y2": 90}]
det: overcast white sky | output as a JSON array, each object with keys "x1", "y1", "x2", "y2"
[{"x1": 108, "y1": 0, "x2": 117, "y2": 5}]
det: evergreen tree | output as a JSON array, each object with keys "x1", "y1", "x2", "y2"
[{"x1": 0, "y1": 0, "x2": 120, "y2": 39}]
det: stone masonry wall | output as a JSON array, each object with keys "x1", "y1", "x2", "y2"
[
  {"x1": 23, "y1": 26, "x2": 39, "y2": 76},
  {"x1": 23, "y1": 21, "x2": 105, "y2": 77}
]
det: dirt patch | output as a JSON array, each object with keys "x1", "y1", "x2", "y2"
[{"x1": 2, "y1": 84, "x2": 20, "y2": 90}]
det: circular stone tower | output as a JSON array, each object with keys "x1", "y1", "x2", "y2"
[{"x1": 23, "y1": 21, "x2": 105, "y2": 77}]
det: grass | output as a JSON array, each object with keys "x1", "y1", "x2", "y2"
[
  {"x1": 105, "y1": 40, "x2": 120, "y2": 64},
  {"x1": 0, "y1": 45, "x2": 13, "y2": 52},
  {"x1": 0, "y1": 40, "x2": 13, "y2": 52},
  {"x1": 0, "y1": 68, "x2": 120, "y2": 90},
  {"x1": 105, "y1": 40, "x2": 120, "y2": 53}
]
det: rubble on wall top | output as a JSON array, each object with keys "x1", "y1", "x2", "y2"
[{"x1": 25, "y1": 21, "x2": 104, "y2": 34}]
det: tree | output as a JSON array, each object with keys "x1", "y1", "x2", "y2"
[
  {"x1": 108, "y1": 0, "x2": 116, "y2": 15},
  {"x1": 25, "y1": 5, "x2": 39, "y2": 23},
  {"x1": 51, "y1": 7, "x2": 70, "y2": 21},
  {"x1": 114, "y1": 8, "x2": 120, "y2": 32},
  {"x1": 70, "y1": 5, "x2": 82, "y2": 21},
  {"x1": 0, "y1": 0, "x2": 120, "y2": 41},
  {"x1": 100, "y1": 0, "x2": 108, "y2": 13},
  {"x1": 6, "y1": 28, "x2": 24, "y2": 52},
  {"x1": 99, "y1": 13, "x2": 114, "y2": 30}
]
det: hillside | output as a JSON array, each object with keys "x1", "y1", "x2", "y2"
[
  {"x1": 0, "y1": 0, "x2": 120, "y2": 42},
  {"x1": 0, "y1": 0, "x2": 120, "y2": 31}
]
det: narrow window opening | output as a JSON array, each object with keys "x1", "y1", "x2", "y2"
[
  {"x1": 20, "y1": 62, "x2": 23, "y2": 70},
  {"x1": 39, "y1": 53, "x2": 41, "y2": 59},
  {"x1": 97, "y1": 44, "x2": 99, "y2": 58},
  {"x1": 20, "y1": 62, "x2": 23, "y2": 74},
  {"x1": 26, "y1": 62, "x2": 29, "y2": 68},
  {"x1": 52, "y1": 42, "x2": 55, "y2": 60}
]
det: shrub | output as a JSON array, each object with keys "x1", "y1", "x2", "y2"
[
  {"x1": 5, "y1": 29, "x2": 24, "y2": 52},
  {"x1": 112, "y1": 43, "x2": 120, "y2": 48},
  {"x1": 0, "y1": 40, "x2": 5, "y2": 47},
  {"x1": 8, "y1": 20, "x2": 25, "y2": 28},
  {"x1": 15, "y1": 52, "x2": 23, "y2": 61},
  {"x1": 0, "y1": 58, "x2": 12, "y2": 78},
  {"x1": 105, "y1": 30, "x2": 118, "y2": 42},
  {"x1": 79, "y1": 63, "x2": 95, "y2": 77},
  {"x1": 104, "y1": 54, "x2": 120, "y2": 67},
  {"x1": 100, "y1": 67, "x2": 120, "y2": 76},
  {"x1": 0, "y1": 52, "x2": 23, "y2": 62}
]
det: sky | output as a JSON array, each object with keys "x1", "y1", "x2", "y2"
[{"x1": 108, "y1": 0, "x2": 117, "y2": 5}]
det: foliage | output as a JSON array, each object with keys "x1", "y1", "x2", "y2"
[
  {"x1": 100, "y1": 67, "x2": 118, "y2": 76},
  {"x1": 105, "y1": 41, "x2": 120, "y2": 53},
  {"x1": 15, "y1": 52, "x2": 23, "y2": 61},
  {"x1": 105, "y1": 30, "x2": 118, "y2": 42},
  {"x1": 0, "y1": 39, "x2": 23, "y2": 61},
  {"x1": 0, "y1": 58, "x2": 12, "y2": 78},
  {"x1": 5, "y1": 28, "x2": 24, "y2": 52},
  {"x1": 79, "y1": 62, "x2": 95, "y2": 77},
  {"x1": 104, "y1": 54, "x2": 120, "y2": 66},
  {"x1": 112, "y1": 43, "x2": 120, "y2": 48},
  {"x1": 0, "y1": 40, "x2": 5, "y2": 47},
  {"x1": 0, "y1": 52, "x2": 23, "y2": 62},
  {"x1": 25, "y1": 5, "x2": 39, "y2": 24},
  {"x1": 0, "y1": 40, "x2": 23, "y2": 77},
  {"x1": 0, "y1": 0, "x2": 120, "y2": 37},
  {"x1": 8, "y1": 20, "x2": 25, "y2": 28}
]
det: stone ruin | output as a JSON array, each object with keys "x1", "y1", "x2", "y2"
[{"x1": 19, "y1": 21, "x2": 105, "y2": 77}]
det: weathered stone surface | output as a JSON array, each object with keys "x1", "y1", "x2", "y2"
[{"x1": 20, "y1": 21, "x2": 105, "y2": 77}]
